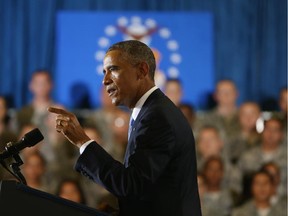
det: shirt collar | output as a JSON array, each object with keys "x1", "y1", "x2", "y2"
[{"x1": 131, "y1": 86, "x2": 158, "y2": 120}]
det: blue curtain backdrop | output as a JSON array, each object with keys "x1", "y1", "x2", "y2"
[{"x1": 0, "y1": 0, "x2": 286, "y2": 110}]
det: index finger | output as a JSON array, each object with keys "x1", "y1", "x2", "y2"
[{"x1": 47, "y1": 106, "x2": 70, "y2": 115}]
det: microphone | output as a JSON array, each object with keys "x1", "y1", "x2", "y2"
[{"x1": 0, "y1": 128, "x2": 44, "y2": 161}]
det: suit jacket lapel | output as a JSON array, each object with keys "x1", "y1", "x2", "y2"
[{"x1": 124, "y1": 89, "x2": 165, "y2": 167}]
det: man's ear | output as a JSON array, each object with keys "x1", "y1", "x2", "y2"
[{"x1": 137, "y1": 62, "x2": 149, "y2": 80}]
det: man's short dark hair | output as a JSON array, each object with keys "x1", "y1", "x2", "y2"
[
  {"x1": 106, "y1": 40, "x2": 156, "y2": 80},
  {"x1": 251, "y1": 170, "x2": 274, "y2": 185},
  {"x1": 31, "y1": 69, "x2": 52, "y2": 82},
  {"x1": 264, "y1": 116, "x2": 284, "y2": 130}
]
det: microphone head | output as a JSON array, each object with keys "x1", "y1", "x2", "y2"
[{"x1": 23, "y1": 128, "x2": 44, "y2": 147}]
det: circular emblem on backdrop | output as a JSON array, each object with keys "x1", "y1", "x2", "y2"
[{"x1": 94, "y1": 15, "x2": 182, "y2": 89}]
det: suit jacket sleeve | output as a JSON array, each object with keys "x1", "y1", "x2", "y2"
[{"x1": 75, "y1": 110, "x2": 176, "y2": 198}]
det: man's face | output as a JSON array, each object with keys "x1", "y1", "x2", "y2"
[
  {"x1": 215, "y1": 81, "x2": 238, "y2": 106},
  {"x1": 198, "y1": 128, "x2": 223, "y2": 158},
  {"x1": 262, "y1": 120, "x2": 283, "y2": 146},
  {"x1": 203, "y1": 160, "x2": 223, "y2": 187},
  {"x1": 164, "y1": 81, "x2": 182, "y2": 106},
  {"x1": 239, "y1": 103, "x2": 260, "y2": 130},
  {"x1": 103, "y1": 50, "x2": 140, "y2": 109},
  {"x1": 252, "y1": 174, "x2": 273, "y2": 202},
  {"x1": 29, "y1": 73, "x2": 52, "y2": 98}
]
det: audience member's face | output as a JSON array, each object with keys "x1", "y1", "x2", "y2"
[
  {"x1": 252, "y1": 173, "x2": 273, "y2": 203},
  {"x1": 198, "y1": 128, "x2": 223, "y2": 158},
  {"x1": 164, "y1": 81, "x2": 182, "y2": 106},
  {"x1": 239, "y1": 103, "x2": 261, "y2": 131},
  {"x1": 279, "y1": 89, "x2": 288, "y2": 113},
  {"x1": 58, "y1": 181, "x2": 82, "y2": 203},
  {"x1": 103, "y1": 50, "x2": 143, "y2": 108},
  {"x1": 180, "y1": 106, "x2": 195, "y2": 125},
  {"x1": 214, "y1": 81, "x2": 238, "y2": 107},
  {"x1": 23, "y1": 154, "x2": 45, "y2": 181},
  {"x1": 203, "y1": 159, "x2": 224, "y2": 188},
  {"x1": 0, "y1": 97, "x2": 7, "y2": 121},
  {"x1": 29, "y1": 72, "x2": 52, "y2": 99},
  {"x1": 262, "y1": 120, "x2": 283, "y2": 146}
]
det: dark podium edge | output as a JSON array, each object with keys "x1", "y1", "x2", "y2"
[{"x1": 0, "y1": 180, "x2": 110, "y2": 216}]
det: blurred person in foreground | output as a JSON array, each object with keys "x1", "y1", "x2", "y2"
[
  {"x1": 22, "y1": 151, "x2": 51, "y2": 193},
  {"x1": 48, "y1": 40, "x2": 202, "y2": 216},
  {"x1": 0, "y1": 95, "x2": 18, "y2": 180},
  {"x1": 55, "y1": 178, "x2": 87, "y2": 205},
  {"x1": 237, "y1": 117, "x2": 287, "y2": 202},
  {"x1": 163, "y1": 78, "x2": 183, "y2": 107},
  {"x1": 272, "y1": 87, "x2": 287, "y2": 139},
  {"x1": 201, "y1": 156, "x2": 234, "y2": 216},
  {"x1": 226, "y1": 101, "x2": 262, "y2": 165},
  {"x1": 15, "y1": 70, "x2": 54, "y2": 132},
  {"x1": 179, "y1": 102, "x2": 196, "y2": 130},
  {"x1": 194, "y1": 79, "x2": 240, "y2": 143},
  {"x1": 260, "y1": 162, "x2": 287, "y2": 207},
  {"x1": 15, "y1": 70, "x2": 65, "y2": 164},
  {"x1": 196, "y1": 125, "x2": 241, "y2": 194}
]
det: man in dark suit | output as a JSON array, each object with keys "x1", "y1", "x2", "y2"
[{"x1": 48, "y1": 40, "x2": 202, "y2": 216}]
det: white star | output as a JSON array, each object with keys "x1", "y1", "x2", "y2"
[
  {"x1": 145, "y1": 18, "x2": 156, "y2": 28},
  {"x1": 105, "y1": 25, "x2": 117, "y2": 36},
  {"x1": 159, "y1": 28, "x2": 171, "y2": 39},
  {"x1": 94, "y1": 51, "x2": 105, "y2": 61},
  {"x1": 170, "y1": 53, "x2": 182, "y2": 64},
  {"x1": 117, "y1": 16, "x2": 128, "y2": 26},
  {"x1": 167, "y1": 40, "x2": 179, "y2": 51},
  {"x1": 98, "y1": 37, "x2": 110, "y2": 48},
  {"x1": 168, "y1": 67, "x2": 179, "y2": 78}
]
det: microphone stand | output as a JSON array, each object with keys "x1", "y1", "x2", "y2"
[
  {"x1": 0, "y1": 142, "x2": 27, "y2": 185},
  {"x1": 10, "y1": 153, "x2": 27, "y2": 185}
]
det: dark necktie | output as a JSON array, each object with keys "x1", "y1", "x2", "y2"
[
  {"x1": 124, "y1": 117, "x2": 135, "y2": 167},
  {"x1": 128, "y1": 117, "x2": 135, "y2": 140}
]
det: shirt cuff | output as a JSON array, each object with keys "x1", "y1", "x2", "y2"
[{"x1": 79, "y1": 140, "x2": 94, "y2": 154}]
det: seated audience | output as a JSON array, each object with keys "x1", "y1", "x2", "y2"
[
  {"x1": 0, "y1": 95, "x2": 18, "y2": 180},
  {"x1": 196, "y1": 125, "x2": 241, "y2": 194},
  {"x1": 196, "y1": 125, "x2": 226, "y2": 170},
  {"x1": 55, "y1": 178, "x2": 87, "y2": 205},
  {"x1": 197, "y1": 173, "x2": 225, "y2": 216},
  {"x1": 179, "y1": 102, "x2": 196, "y2": 129},
  {"x1": 226, "y1": 101, "x2": 262, "y2": 164},
  {"x1": 260, "y1": 162, "x2": 287, "y2": 205},
  {"x1": 22, "y1": 151, "x2": 51, "y2": 193},
  {"x1": 237, "y1": 117, "x2": 287, "y2": 199},
  {"x1": 232, "y1": 170, "x2": 286, "y2": 216},
  {"x1": 201, "y1": 156, "x2": 234, "y2": 216},
  {"x1": 15, "y1": 70, "x2": 64, "y2": 165},
  {"x1": 163, "y1": 78, "x2": 183, "y2": 107},
  {"x1": 272, "y1": 87, "x2": 287, "y2": 139},
  {"x1": 194, "y1": 79, "x2": 240, "y2": 143}
]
